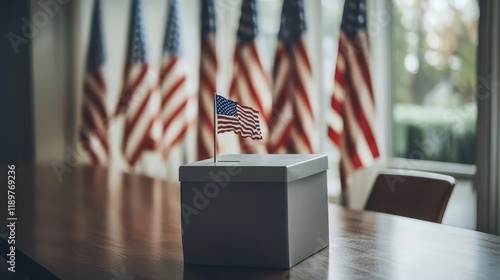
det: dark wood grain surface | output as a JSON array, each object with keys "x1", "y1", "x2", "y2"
[{"x1": 1, "y1": 164, "x2": 500, "y2": 280}]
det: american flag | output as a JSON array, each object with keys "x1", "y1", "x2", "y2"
[
  {"x1": 159, "y1": 0, "x2": 189, "y2": 159},
  {"x1": 216, "y1": 95, "x2": 263, "y2": 140},
  {"x1": 269, "y1": 0, "x2": 316, "y2": 154},
  {"x1": 196, "y1": 0, "x2": 218, "y2": 160},
  {"x1": 228, "y1": 0, "x2": 271, "y2": 153},
  {"x1": 328, "y1": 0, "x2": 380, "y2": 191},
  {"x1": 80, "y1": 0, "x2": 109, "y2": 165},
  {"x1": 115, "y1": 0, "x2": 161, "y2": 168}
]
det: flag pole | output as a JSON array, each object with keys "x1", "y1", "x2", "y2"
[{"x1": 213, "y1": 92, "x2": 217, "y2": 163}]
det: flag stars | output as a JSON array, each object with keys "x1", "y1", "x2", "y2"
[
  {"x1": 341, "y1": 0, "x2": 367, "y2": 38},
  {"x1": 278, "y1": 0, "x2": 307, "y2": 44},
  {"x1": 163, "y1": 0, "x2": 181, "y2": 56},
  {"x1": 128, "y1": 0, "x2": 148, "y2": 63},
  {"x1": 87, "y1": 0, "x2": 105, "y2": 71},
  {"x1": 217, "y1": 96, "x2": 238, "y2": 116},
  {"x1": 358, "y1": 15, "x2": 364, "y2": 24},
  {"x1": 237, "y1": 0, "x2": 259, "y2": 43},
  {"x1": 201, "y1": 0, "x2": 216, "y2": 36},
  {"x1": 216, "y1": 95, "x2": 263, "y2": 140}
]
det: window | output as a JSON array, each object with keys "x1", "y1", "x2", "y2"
[{"x1": 392, "y1": 0, "x2": 479, "y2": 165}]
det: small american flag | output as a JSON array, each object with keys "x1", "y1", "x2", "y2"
[
  {"x1": 80, "y1": 0, "x2": 109, "y2": 165},
  {"x1": 328, "y1": 0, "x2": 380, "y2": 191},
  {"x1": 269, "y1": 0, "x2": 316, "y2": 154},
  {"x1": 228, "y1": 0, "x2": 271, "y2": 153},
  {"x1": 115, "y1": 0, "x2": 161, "y2": 168},
  {"x1": 159, "y1": 0, "x2": 189, "y2": 160},
  {"x1": 196, "y1": 0, "x2": 218, "y2": 160},
  {"x1": 216, "y1": 95, "x2": 263, "y2": 140}
]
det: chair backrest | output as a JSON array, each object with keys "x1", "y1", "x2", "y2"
[{"x1": 364, "y1": 169, "x2": 455, "y2": 223}]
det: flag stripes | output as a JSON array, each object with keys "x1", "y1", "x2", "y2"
[
  {"x1": 79, "y1": 0, "x2": 345, "y2": 169},
  {"x1": 117, "y1": 0, "x2": 161, "y2": 168},
  {"x1": 269, "y1": 43, "x2": 293, "y2": 153},
  {"x1": 81, "y1": 0, "x2": 109, "y2": 165},
  {"x1": 229, "y1": 0, "x2": 271, "y2": 154},
  {"x1": 271, "y1": 42, "x2": 315, "y2": 154},
  {"x1": 159, "y1": 0, "x2": 190, "y2": 159},
  {"x1": 327, "y1": 0, "x2": 380, "y2": 191},
  {"x1": 196, "y1": 0, "x2": 218, "y2": 160},
  {"x1": 269, "y1": 0, "x2": 316, "y2": 154}
]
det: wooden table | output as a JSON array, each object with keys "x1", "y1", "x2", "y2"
[{"x1": 1, "y1": 165, "x2": 500, "y2": 279}]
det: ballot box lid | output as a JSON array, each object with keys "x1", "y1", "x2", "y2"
[{"x1": 179, "y1": 154, "x2": 328, "y2": 183}]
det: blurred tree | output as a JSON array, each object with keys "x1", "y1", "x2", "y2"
[
  {"x1": 392, "y1": 0, "x2": 478, "y2": 164},
  {"x1": 394, "y1": 0, "x2": 478, "y2": 106}
]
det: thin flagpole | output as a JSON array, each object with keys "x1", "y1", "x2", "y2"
[{"x1": 213, "y1": 92, "x2": 217, "y2": 163}]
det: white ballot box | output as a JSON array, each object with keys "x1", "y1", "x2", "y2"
[{"x1": 179, "y1": 154, "x2": 329, "y2": 268}]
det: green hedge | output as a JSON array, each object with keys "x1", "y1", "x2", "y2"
[{"x1": 393, "y1": 104, "x2": 476, "y2": 164}]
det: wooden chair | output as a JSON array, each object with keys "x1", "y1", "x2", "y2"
[{"x1": 364, "y1": 170, "x2": 455, "y2": 223}]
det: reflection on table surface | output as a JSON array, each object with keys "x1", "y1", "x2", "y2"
[{"x1": 1, "y1": 164, "x2": 499, "y2": 280}]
